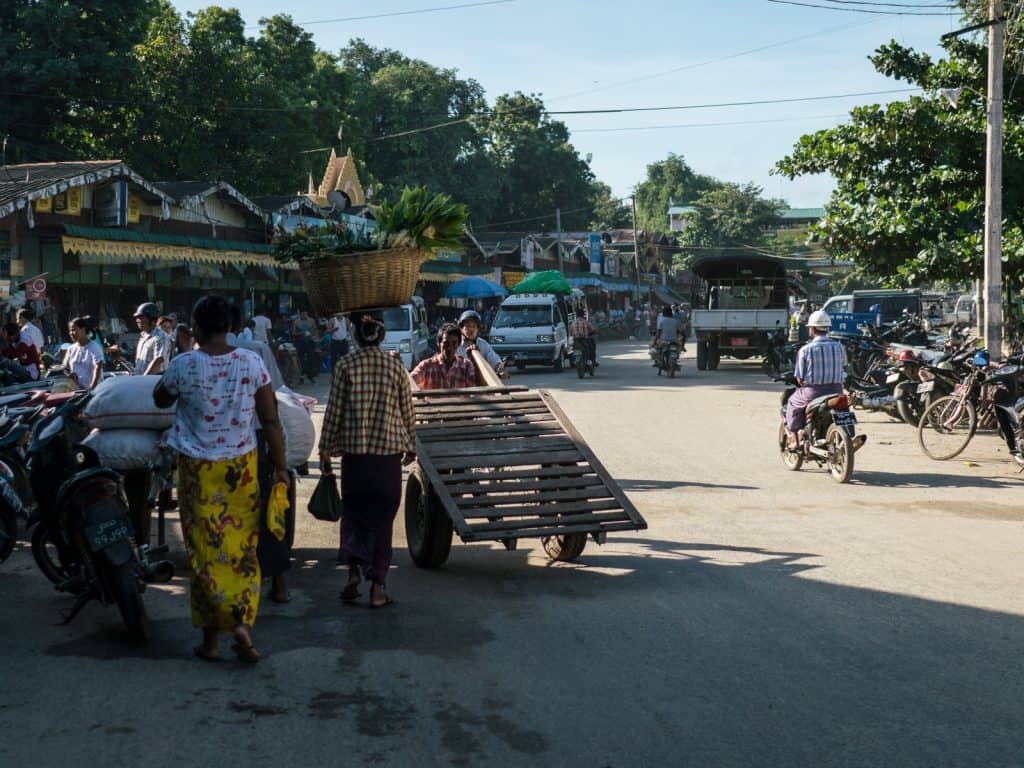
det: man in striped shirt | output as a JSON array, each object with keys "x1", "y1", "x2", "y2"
[{"x1": 786, "y1": 310, "x2": 847, "y2": 447}]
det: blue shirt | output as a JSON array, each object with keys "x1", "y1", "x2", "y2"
[{"x1": 794, "y1": 335, "x2": 847, "y2": 386}]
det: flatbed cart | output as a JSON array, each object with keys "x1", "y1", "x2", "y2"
[{"x1": 404, "y1": 353, "x2": 647, "y2": 567}]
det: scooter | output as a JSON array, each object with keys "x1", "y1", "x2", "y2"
[
  {"x1": 28, "y1": 391, "x2": 173, "y2": 640},
  {"x1": 651, "y1": 342, "x2": 681, "y2": 377},
  {"x1": 778, "y1": 373, "x2": 867, "y2": 483},
  {"x1": 572, "y1": 337, "x2": 596, "y2": 378}
]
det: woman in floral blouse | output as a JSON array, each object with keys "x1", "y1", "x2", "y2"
[{"x1": 154, "y1": 295, "x2": 288, "y2": 663}]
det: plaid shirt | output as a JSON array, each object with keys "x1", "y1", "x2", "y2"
[
  {"x1": 794, "y1": 335, "x2": 847, "y2": 386},
  {"x1": 569, "y1": 318, "x2": 596, "y2": 338},
  {"x1": 319, "y1": 346, "x2": 416, "y2": 456},
  {"x1": 411, "y1": 353, "x2": 477, "y2": 390}
]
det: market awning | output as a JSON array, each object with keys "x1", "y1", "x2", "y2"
[
  {"x1": 418, "y1": 261, "x2": 495, "y2": 284},
  {"x1": 653, "y1": 284, "x2": 689, "y2": 305},
  {"x1": 61, "y1": 224, "x2": 290, "y2": 269}
]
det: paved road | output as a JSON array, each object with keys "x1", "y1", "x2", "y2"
[{"x1": 2, "y1": 342, "x2": 1022, "y2": 767}]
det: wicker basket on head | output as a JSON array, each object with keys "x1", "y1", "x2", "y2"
[{"x1": 297, "y1": 247, "x2": 428, "y2": 315}]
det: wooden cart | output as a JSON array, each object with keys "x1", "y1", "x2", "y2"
[{"x1": 405, "y1": 366, "x2": 647, "y2": 567}]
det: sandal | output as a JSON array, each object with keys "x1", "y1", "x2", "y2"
[
  {"x1": 193, "y1": 645, "x2": 223, "y2": 663},
  {"x1": 340, "y1": 567, "x2": 362, "y2": 602},
  {"x1": 370, "y1": 585, "x2": 394, "y2": 609},
  {"x1": 230, "y1": 642, "x2": 262, "y2": 664}
]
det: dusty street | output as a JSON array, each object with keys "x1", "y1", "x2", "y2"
[{"x1": 2, "y1": 341, "x2": 1022, "y2": 767}]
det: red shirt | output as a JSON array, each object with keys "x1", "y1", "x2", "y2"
[
  {"x1": 3, "y1": 341, "x2": 40, "y2": 379},
  {"x1": 411, "y1": 353, "x2": 477, "y2": 390}
]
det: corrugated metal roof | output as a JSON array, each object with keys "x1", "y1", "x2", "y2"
[{"x1": 778, "y1": 207, "x2": 825, "y2": 220}]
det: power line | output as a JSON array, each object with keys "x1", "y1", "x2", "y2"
[
  {"x1": 818, "y1": 0, "x2": 955, "y2": 6},
  {"x1": 765, "y1": 0, "x2": 958, "y2": 13},
  {"x1": 244, "y1": 0, "x2": 516, "y2": 29},
  {"x1": 571, "y1": 113, "x2": 849, "y2": 133}
]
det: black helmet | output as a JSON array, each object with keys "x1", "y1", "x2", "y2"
[
  {"x1": 458, "y1": 310, "x2": 482, "y2": 327},
  {"x1": 133, "y1": 302, "x2": 160, "y2": 321}
]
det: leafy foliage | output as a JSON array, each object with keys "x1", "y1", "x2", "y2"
[{"x1": 633, "y1": 154, "x2": 717, "y2": 234}]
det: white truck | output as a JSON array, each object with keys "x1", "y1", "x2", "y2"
[
  {"x1": 487, "y1": 291, "x2": 585, "y2": 372},
  {"x1": 689, "y1": 254, "x2": 790, "y2": 371}
]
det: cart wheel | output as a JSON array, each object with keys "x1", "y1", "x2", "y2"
[
  {"x1": 404, "y1": 473, "x2": 453, "y2": 568},
  {"x1": 542, "y1": 532, "x2": 587, "y2": 562}
]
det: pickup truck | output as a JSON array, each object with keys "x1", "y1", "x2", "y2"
[{"x1": 688, "y1": 254, "x2": 790, "y2": 371}]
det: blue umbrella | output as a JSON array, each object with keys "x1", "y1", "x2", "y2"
[{"x1": 445, "y1": 276, "x2": 507, "y2": 299}]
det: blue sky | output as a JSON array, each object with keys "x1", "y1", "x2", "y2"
[{"x1": 172, "y1": 0, "x2": 962, "y2": 208}]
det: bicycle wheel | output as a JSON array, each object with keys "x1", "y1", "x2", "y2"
[{"x1": 917, "y1": 395, "x2": 977, "y2": 460}]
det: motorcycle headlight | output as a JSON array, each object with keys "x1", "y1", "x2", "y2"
[
  {"x1": 399, "y1": 340, "x2": 412, "y2": 354},
  {"x1": 536, "y1": 335, "x2": 554, "y2": 343},
  {"x1": 489, "y1": 335, "x2": 505, "y2": 344}
]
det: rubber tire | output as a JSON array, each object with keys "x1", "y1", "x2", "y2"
[
  {"x1": 779, "y1": 423, "x2": 803, "y2": 471},
  {"x1": 542, "y1": 532, "x2": 587, "y2": 562},
  {"x1": 825, "y1": 424, "x2": 855, "y2": 484},
  {"x1": 404, "y1": 474, "x2": 453, "y2": 569},
  {"x1": 917, "y1": 395, "x2": 978, "y2": 460},
  {"x1": 895, "y1": 391, "x2": 924, "y2": 427},
  {"x1": 577, "y1": 357, "x2": 585, "y2": 378},
  {"x1": 0, "y1": 505, "x2": 15, "y2": 564},
  {"x1": 696, "y1": 341, "x2": 708, "y2": 370},
  {"x1": 31, "y1": 522, "x2": 78, "y2": 587},
  {"x1": 108, "y1": 561, "x2": 149, "y2": 642},
  {"x1": 763, "y1": 355, "x2": 781, "y2": 378},
  {"x1": 552, "y1": 353, "x2": 564, "y2": 373},
  {"x1": 708, "y1": 341, "x2": 721, "y2": 370}
]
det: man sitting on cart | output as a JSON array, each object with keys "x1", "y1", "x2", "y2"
[{"x1": 412, "y1": 323, "x2": 478, "y2": 390}]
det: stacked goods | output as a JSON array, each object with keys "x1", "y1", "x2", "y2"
[
  {"x1": 273, "y1": 186, "x2": 467, "y2": 315},
  {"x1": 511, "y1": 270, "x2": 572, "y2": 295},
  {"x1": 82, "y1": 375, "x2": 173, "y2": 470},
  {"x1": 275, "y1": 387, "x2": 316, "y2": 468}
]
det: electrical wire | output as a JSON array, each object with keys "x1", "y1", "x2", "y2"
[
  {"x1": 571, "y1": 113, "x2": 848, "y2": 133},
  {"x1": 817, "y1": 0, "x2": 955, "y2": 7},
  {"x1": 765, "y1": 0, "x2": 958, "y2": 13},
  {"x1": 245, "y1": 0, "x2": 516, "y2": 29}
]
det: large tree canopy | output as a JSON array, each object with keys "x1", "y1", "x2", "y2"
[
  {"x1": 633, "y1": 153, "x2": 716, "y2": 234},
  {"x1": 775, "y1": 33, "x2": 1024, "y2": 290}
]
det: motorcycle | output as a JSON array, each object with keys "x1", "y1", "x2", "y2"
[
  {"x1": 572, "y1": 337, "x2": 596, "y2": 378},
  {"x1": 651, "y1": 342, "x2": 681, "y2": 377},
  {"x1": 27, "y1": 391, "x2": 173, "y2": 640},
  {"x1": 762, "y1": 325, "x2": 801, "y2": 378},
  {"x1": 778, "y1": 373, "x2": 867, "y2": 483}
]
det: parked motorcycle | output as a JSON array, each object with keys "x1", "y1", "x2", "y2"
[
  {"x1": 762, "y1": 325, "x2": 801, "y2": 378},
  {"x1": 27, "y1": 391, "x2": 173, "y2": 640},
  {"x1": 778, "y1": 373, "x2": 866, "y2": 483},
  {"x1": 651, "y1": 342, "x2": 681, "y2": 377}
]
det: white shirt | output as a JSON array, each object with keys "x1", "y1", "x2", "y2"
[
  {"x1": 330, "y1": 316, "x2": 350, "y2": 342},
  {"x1": 134, "y1": 326, "x2": 170, "y2": 375},
  {"x1": 19, "y1": 322, "x2": 44, "y2": 351},
  {"x1": 227, "y1": 334, "x2": 284, "y2": 391},
  {"x1": 65, "y1": 341, "x2": 104, "y2": 388},
  {"x1": 160, "y1": 348, "x2": 271, "y2": 461},
  {"x1": 458, "y1": 337, "x2": 501, "y2": 368},
  {"x1": 656, "y1": 315, "x2": 680, "y2": 339},
  {"x1": 252, "y1": 315, "x2": 272, "y2": 344}
]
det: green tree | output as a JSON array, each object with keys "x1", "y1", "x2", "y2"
[
  {"x1": 680, "y1": 182, "x2": 784, "y2": 250},
  {"x1": 633, "y1": 153, "x2": 717, "y2": 234},
  {"x1": 589, "y1": 180, "x2": 631, "y2": 231}
]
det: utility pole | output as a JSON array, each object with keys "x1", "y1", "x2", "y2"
[
  {"x1": 631, "y1": 196, "x2": 642, "y2": 304},
  {"x1": 555, "y1": 207, "x2": 564, "y2": 273},
  {"x1": 984, "y1": 0, "x2": 1004, "y2": 354}
]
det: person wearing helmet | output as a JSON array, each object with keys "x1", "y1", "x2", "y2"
[
  {"x1": 785, "y1": 310, "x2": 847, "y2": 449},
  {"x1": 457, "y1": 310, "x2": 507, "y2": 380},
  {"x1": 133, "y1": 301, "x2": 170, "y2": 375}
]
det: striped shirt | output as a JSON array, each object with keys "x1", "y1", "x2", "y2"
[
  {"x1": 794, "y1": 335, "x2": 847, "y2": 386},
  {"x1": 319, "y1": 346, "x2": 416, "y2": 456}
]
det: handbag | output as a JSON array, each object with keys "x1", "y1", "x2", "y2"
[
  {"x1": 267, "y1": 481, "x2": 290, "y2": 541},
  {"x1": 308, "y1": 473, "x2": 344, "y2": 522}
]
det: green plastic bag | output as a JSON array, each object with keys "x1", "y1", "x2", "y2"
[
  {"x1": 308, "y1": 475, "x2": 344, "y2": 522},
  {"x1": 511, "y1": 270, "x2": 571, "y2": 295}
]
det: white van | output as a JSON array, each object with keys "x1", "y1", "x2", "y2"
[
  {"x1": 488, "y1": 292, "x2": 575, "y2": 371},
  {"x1": 360, "y1": 296, "x2": 430, "y2": 370}
]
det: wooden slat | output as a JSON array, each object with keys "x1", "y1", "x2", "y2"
[
  {"x1": 455, "y1": 486, "x2": 614, "y2": 508},
  {"x1": 418, "y1": 424, "x2": 565, "y2": 442},
  {"x1": 461, "y1": 520, "x2": 640, "y2": 542},
  {"x1": 414, "y1": 390, "x2": 542, "y2": 404},
  {"x1": 467, "y1": 510, "x2": 629, "y2": 534},
  {"x1": 446, "y1": 475, "x2": 605, "y2": 495},
  {"x1": 419, "y1": 436, "x2": 577, "y2": 458},
  {"x1": 539, "y1": 390, "x2": 647, "y2": 530},
  {"x1": 460, "y1": 499, "x2": 623, "y2": 518},
  {"x1": 415, "y1": 400, "x2": 546, "y2": 414},
  {"x1": 411, "y1": 460, "x2": 473, "y2": 538},
  {"x1": 431, "y1": 450, "x2": 585, "y2": 470},
  {"x1": 438, "y1": 465, "x2": 594, "y2": 484},
  {"x1": 417, "y1": 413, "x2": 558, "y2": 431},
  {"x1": 469, "y1": 348, "x2": 504, "y2": 388},
  {"x1": 412, "y1": 385, "x2": 530, "y2": 399}
]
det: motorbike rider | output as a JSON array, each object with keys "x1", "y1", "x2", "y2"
[
  {"x1": 133, "y1": 302, "x2": 170, "y2": 375},
  {"x1": 568, "y1": 310, "x2": 598, "y2": 367},
  {"x1": 785, "y1": 310, "x2": 847, "y2": 449},
  {"x1": 652, "y1": 306, "x2": 681, "y2": 353},
  {"x1": 457, "y1": 310, "x2": 508, "y2": 380}
]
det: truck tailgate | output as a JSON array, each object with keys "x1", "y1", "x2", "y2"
[{"x1": 692, "y1": 309, "x2": 788, "y2": 331}]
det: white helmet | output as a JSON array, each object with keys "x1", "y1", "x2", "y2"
[{"x1": 807, "y1": 310, "x2": 832, "y2": 329}]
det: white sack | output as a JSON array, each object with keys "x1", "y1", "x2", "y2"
[
  {"x1": 276, "y1": 388, "x2": 316, "y2": 468},
  {"x1": 82, "y1": 428, "x2": 164, "y2": 470},
  {"x1": 84, "y1": 375, "x2": 175, "y2": 431}
]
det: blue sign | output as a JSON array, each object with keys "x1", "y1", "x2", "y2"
[
  {"x1": 830, "y1": 312, "x2": 876, "y2": 335},
  {"x1": 588, "y1": 233, "x2": 602, "y2": 275}
]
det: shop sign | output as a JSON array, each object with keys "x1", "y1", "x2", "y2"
[
  {"x1": 522, "y1": 240, "x2": 535, "y2": 270},
  {"x1": 604, "y1": 254, "x2": 619, "y2": 277},
  {"x1": 94, "y1": 181, "x2": 128, "y2": 227},
  {"x1": 502, "y1": 271, "x2": 526, "y2": 289},
  {"x1": 33, "y1": 197, "x2": 53, "y2": 214},
  {"x1": 431, "y1": 248, "x2": 462, "y2": 263},
  {"x1": 589, "y1": 233, "x2": 602, "y2": 275},
  {"x1": 53, "y1": 188, "x2": 82, "y2": 216},
  {"x1": 127, "y1": 194, "x2": 141, "y2": 224},
  {"x1": 24, "y1": 272, "x2": 48, "y2": 300}
]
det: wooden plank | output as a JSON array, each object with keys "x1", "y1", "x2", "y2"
[
  {"x1": 414, "y1": 390, "x2": 542, "y2": 404},
  {"x1": 423, "y1": 437, "x2": 577, "y2": 459},
  {"x1": 439, "y1": 465, "x2": 594, "y2": 483},
  {"x1": 466, "y1": 510, "x2": 629, "y2": 534},
  {"x1": 539, "y1": 390, "x2": 647, "y2": 530},
  {"x1": 461, "y1": 520, "x2": 641, "y2": 542},
  {"x1": 412, "y1": 385, "x2": 530, "y2": 399},
  {"x1": 415, "y1": 407, "x2": 551, "y2": 422},
  {"x1": 417, "y1": 413, "x2": 558, "y2": 431},
  {"x1": 431, "y1": 450, "x2": 584, "y2": 470},
  {"x1": 415, "y1": 400, "x2": 546, "y2": 413},
  {"x1": 455, "y1": 486, "x2": 614, "y2": 508},
  {"x1": 469, "y1": 348, "x2": 504, "y2": 388},
  {"x1": 445, "y1": 475, "x2": 605, "y2": 495},
  {"x1": 460, "y1": 499, "x2": 623, "y2": 518},
  {"x1": 418, "y1": 424, "x2": 564, "y2": 442}
]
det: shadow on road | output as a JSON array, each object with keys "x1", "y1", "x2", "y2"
[
  {"x1": 619, "y1": 478, "x2": 759, "y2": 492},
  {"x1": 852, "y1": 469, "x2": 1024, "y2": 489}
]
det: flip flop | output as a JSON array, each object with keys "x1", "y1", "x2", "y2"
[
  {"x1": 340, "y1": 582, "x2": 361, "y2": 602},
  {"x1": 230, "y1": 642, "x2": 262, "y2": 664},
  {"x1": 370, "y1": 589, "x2": 395, "y2": 609},
  {"x1": 193, "y1": 646, "x2": 223, "y2": 663}
]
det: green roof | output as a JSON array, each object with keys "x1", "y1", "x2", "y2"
[
  {"x1": 64, "y1": 224, "x2": 273, "y2": 253},
  {"x1": 778, "y1": 207, "x2": 825, "y2": 221},
  {"x1": 668, "y1": 205, "x2": 697, "y2": 215},
  {"x1": 419, "y1": 261, "x2": 492, "y2": 275}
]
